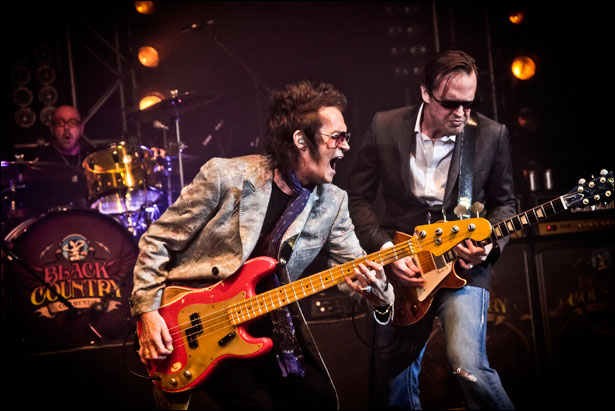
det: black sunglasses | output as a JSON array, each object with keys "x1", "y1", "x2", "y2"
[{"x1": 431, "y1": 95, "x2": 481, "y2": 110}]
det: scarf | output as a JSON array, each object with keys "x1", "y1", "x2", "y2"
[{"x1": 264, "y1": 170, "x2": 313, "y2": 377}]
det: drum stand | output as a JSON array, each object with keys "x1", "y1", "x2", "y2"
[{"x1": 169, "y1": 89, "x2": 187, "y2": 190}]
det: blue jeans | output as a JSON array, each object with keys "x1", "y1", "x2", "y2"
[{"x1": 373, "y1": 286, "x2": 514, "y2": 410}]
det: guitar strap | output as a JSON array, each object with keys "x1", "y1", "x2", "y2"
[{"x1": 457, "y1": 119, "x2": 476, "y2": 217}]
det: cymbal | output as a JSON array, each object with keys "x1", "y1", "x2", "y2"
[
  {"x1": 128, "y1": 90, "x2": 222, "y2": 124},
  {"x1": 1, "y1": 161, "x2": 82, "y2": 186}
]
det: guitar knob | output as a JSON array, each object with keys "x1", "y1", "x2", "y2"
[
  {"x1": 183, "y1": 370, "x2": 192, "y2": 379},
  {"x1": 451, "y1": 225, "x2": 459, "y2": 233},
  {"x1": 594, "y1": 195, "x2": 601, "y2": 201},
  {"x1": 589, "y1": 182, "x2": 595, "y2": 188},
  {"x1": 578, "y1": 178, "x2": 586, "y2": 185},
  {"x1": 606, "y1": 191, "x2": 612, "y2": 197},
  {"x1": 577, "y1": 186, "x2": 584, "y2": 192},
  {"x1": 600, "y1": 169, "x2": 607, "y2": 175},
  {"x1": 583, "y1": 198, "x2": 590, "y2": 205},
  {"x1": 435, "y1": 228, "x2": 443, "y2": 236},
  {"x1": 419, "y1": 230, "x2": 427, "y2": 238},
  {"x1": 468, "y1": 223, "x2": 476, "y2": 231},
  {"x1": 435, "y1": 238, "x2": 442, "y2": 245},
  {"x1": 169, "y1": 378, "x2": 178, "y2": 386}
]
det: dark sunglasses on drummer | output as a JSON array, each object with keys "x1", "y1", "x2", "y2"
[
  {"x1": 52, "y1": 118, "x2": 82, "y2": 127},
  {"x1": 431, "y1": 94, "x2": 481, "y2": 110}
]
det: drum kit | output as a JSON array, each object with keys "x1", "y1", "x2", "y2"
[
  {"x1": 0, "y1": 91, "x2": 216, "y2": 352},
  {"x1": 2, "y1": 90, "x2": 217, "y2": 240}
]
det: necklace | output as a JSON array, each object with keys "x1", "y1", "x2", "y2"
[
  {"x1": 53, "y1": 144, "x2": 82, "y2": 182},
  {"x1": 54, "y1": 144, "x2": 81, "y2": 168}
]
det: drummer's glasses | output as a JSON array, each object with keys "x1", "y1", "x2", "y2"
[
  {"x1": 318, "y1": 131, "x2": 351, "y2": 147},
  {"x1": 52, "y1": 118, "x2": 81, "y2": 128}
]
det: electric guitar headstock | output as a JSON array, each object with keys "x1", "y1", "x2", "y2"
[{"x1": 564, "y1": 169, "x2": 614, "y2": 208}]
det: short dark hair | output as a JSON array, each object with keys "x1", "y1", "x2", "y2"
[
  {"x1": 263, "y1": 81, "x2": 347, "y2": 174},
  {"x1": 420, "y1": 49, "x2": 479, "y2": 96}
]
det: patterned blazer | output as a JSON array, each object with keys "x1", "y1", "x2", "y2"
[{"x1": 131, "y1": 154, "x2": 364, "y2": 315}]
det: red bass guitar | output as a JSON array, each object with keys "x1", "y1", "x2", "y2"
[{"x1": 138, "y1": 218, "x2": 492, "y2": 392}]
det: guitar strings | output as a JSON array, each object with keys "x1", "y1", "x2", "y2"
[
  {"x1": 164, "y1": 229, "x2": 478, "y2": 345},
  {"x1": 166, "y1": 190, "x2": 607, "y2": 346},
  {"x1": 161, "y1": 237, "x2": 420, "y2": 345},
  {"x1": 162, "y1": 231, "x2": 471, "y2": 346}
]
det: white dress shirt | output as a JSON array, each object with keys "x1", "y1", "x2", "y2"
[{"x1": 410, "y1": 103, "x2": 456, "y2": 207}]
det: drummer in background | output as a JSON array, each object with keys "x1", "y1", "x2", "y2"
[
  {"x1": 19, "y1": 105, "x2": 90, "y2": 216},
  {"x1": 37, "y1": 105, "x2": 90, "y2": 167}
]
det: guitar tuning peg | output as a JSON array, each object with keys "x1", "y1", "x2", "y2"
[
  {"x1": 470, "y1": 202, "x2": 484, "y2": 217},
  {"x1": 578, "y1": 178, "x2": 586, "y2": 185},
  {"x1": 600, "y1": 169, "x2": 607, "y2": 176},
  {"x1": 453, "y1": 204, "x2": 467, "y2": 219}
]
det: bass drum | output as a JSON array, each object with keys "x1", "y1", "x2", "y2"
[{"x1": 3, "y1": 209, "x2": 138, "y2": 353}]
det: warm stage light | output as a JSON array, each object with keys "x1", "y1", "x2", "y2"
[
  {"x1": 139, "y1": 91, "x2": 165, "y2": 110},
  {"x1": 138, "y1": 46, "x2": 160, "y2": 67},
  {"x1": 511, "y1": 56, "x2": 536, "y2": 80},
  {"x1": 509, "y1": 12, "x2": 525, "y2": 25},
  {"x1": 134, "y1": 1, "x2": 155, "y2": 15}
]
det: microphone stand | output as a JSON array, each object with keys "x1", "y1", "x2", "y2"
[{"x1": 169, "y1": 91, "x2": 186, "y2": 189}]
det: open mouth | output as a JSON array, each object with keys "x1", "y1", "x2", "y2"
[{"x1": 329, "y1": 156, "x2": 342, "y2": 171}]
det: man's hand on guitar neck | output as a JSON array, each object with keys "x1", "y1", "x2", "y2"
[
  {"x1": 454, "y1": 239, "x2": 493, "y2": 271},
  {"x1": 138, "y1": 310, "x2": 174, "y2": 366},
  {"x1": 380, "y1": 242, "x2": 426, "y2": 288},
  {"x1": 380, "y1": 238, "x2": 494, "y2": 288}
]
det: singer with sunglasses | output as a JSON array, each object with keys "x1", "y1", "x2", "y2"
[
  {"x1": 132, "y1": 80, "x2": 394, "y2": 409},
  {"x1": 348, "y1": 49, "x2": 517, "y2": 409}
]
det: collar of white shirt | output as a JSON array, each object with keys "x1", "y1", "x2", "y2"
[{"x1": 414, "y1": 103, "x2": 457, "y2": 143}]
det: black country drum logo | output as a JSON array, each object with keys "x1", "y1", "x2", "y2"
[{"x1": 31, "y1": 232, "x2": 125, "y2": 318}]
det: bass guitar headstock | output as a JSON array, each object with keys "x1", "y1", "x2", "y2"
[{"x1": 411, "y1": 217, "x2": 492, "y2": 256}]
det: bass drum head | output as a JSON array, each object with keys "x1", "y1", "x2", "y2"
[{"x1": 4, "y1": 209, "x2": 138, "y2": 353}]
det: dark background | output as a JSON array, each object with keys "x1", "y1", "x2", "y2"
[
  {"x1": 3, "y1": 2, "x2": 613, "y2": 409},
  {"x1": 5, "y1": 1, "x2": 611, "y2": 196}
]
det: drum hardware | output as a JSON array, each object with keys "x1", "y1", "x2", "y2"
[
  {"x1": 111, "y1": 201, "x2": 161, "y2": 239},
  {"x1": 2, "y1": 160, "x2": 85, "y2": 221},
  {"x1": 1, "y1": 160, "x2": 83, "y2": 185},
  {"x1": 129, "y1": 89, "x2": 221, "y2": 191}
]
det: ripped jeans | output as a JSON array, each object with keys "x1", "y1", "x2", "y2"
[{"x1": 373, "y1": 286, "x2": 514, "y2": 410}]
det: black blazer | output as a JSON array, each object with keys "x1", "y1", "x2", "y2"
[{"x1": 347, "y1": 105, "x2": 518, "y2": 288}]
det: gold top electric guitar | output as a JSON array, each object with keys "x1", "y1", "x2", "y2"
[{"x1": 393, "y1": 169, "x2": 613, "y2": 326}]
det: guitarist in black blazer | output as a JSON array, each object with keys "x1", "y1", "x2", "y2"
[{"x1": 348, "y1": 49, "x2": 518, "y2": 409}]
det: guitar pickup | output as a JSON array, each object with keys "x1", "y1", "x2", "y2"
[
  {"x1": 218, "y1": 331, "x2": 236, "y2": 346},
  {"x1": 186, "y1": 313, "x2": 204, "y2": 349}
]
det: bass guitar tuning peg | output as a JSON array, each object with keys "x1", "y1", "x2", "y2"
[
  {"x1": 470, "y1": 202, "x2": 484, "y2": 217},
  {"x1": 453, "y1": 204, "x2": 467, "y2": 219}
]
